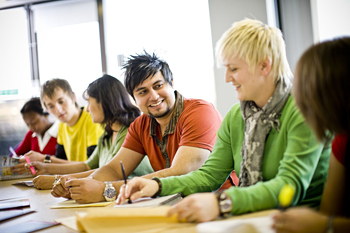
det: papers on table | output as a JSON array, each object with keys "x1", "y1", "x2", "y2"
[
  {"x1": 55, "y1": 193, "x2": 184, "y2": 232},
  {"x1": 115, "y1": 193, "x2": 182, "y2": 208},
  {"x1": 50, "y1": 199, "x2": 113, "y2": 209},
  {"x1": 0, "y1": 198, "x2": 30, "y2": 210},
  {"x1": 0, "y1": 209, "x2": 36, "y2": 222},
  {"x1": 196, "y1": 215, "x2": 275, "y2": 233},
  {"x1": 0, "y1": 197, "x2": 35, "y2": 223},
  {"x1": 12, "y1": 180, "x2": 34, "y2": 187}
]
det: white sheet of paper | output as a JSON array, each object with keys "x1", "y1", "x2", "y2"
[
  {"x1": 196, "y1": 216, "x2": 274, "y2": 233},
  {"x1": 50, "y1": 199, "x2": 113, "y2": 209}
]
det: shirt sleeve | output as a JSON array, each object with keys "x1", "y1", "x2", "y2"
[
  {"x1": 15, "y1": 131, "x2": 33, "y2": 156},
  {"x1": 55, "y1": 143, "x2": 67, "y2": 160},
  {"x1": 332, "y1": 134, "x2": 348, "y2": 165},
  {"x1": 122, "y1": 117, "x2": 147, "y2": 155},
  {"x1": 223, "y1": 115, "x2": 326, "y2": 214},
  {"x1": 160, "y1": 110, "x2": 235, "y2": 195},
  {"x1": 178, "y1": 101, "x2": 222, "y2": 151}
]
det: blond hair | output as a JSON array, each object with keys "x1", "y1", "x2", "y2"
[{"x1": 215, "y1": 18, "x2": 292, "y2": 82}]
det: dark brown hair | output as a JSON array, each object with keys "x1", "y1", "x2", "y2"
[
  {"x1": 294, "y1": 37, "x2": 350, "y2": 142},
  {"x1": 83, "y1": 74, "x2": 141, "y2": 142}
]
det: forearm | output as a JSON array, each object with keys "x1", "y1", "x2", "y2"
[
  {"x1": 141, "y1": 164, "x2": 199, "y2": 179},
  {"x1": 90, "y1": 164, "x2": 121, "y2": 181},
  {"x1": 49, "y1": 156, "x2": 71, "y2": 163},
  {"x1": 46, "y1": 162, "x2": 89, "y2": 174},
  {"x1": 67, "y1": 169, "x2": 95, "y2": 179}
]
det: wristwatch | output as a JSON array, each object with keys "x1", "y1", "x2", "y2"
[
  {"x1": 103, "y1": 181, "x2": 117, "y2": 202},
  {"x1": 44, "y1": 154, "x2": 51, "y2": 163},
  {"x1": 216, "y1": 191, "x2": 233, "y2": 217}
]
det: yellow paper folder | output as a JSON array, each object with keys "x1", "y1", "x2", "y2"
[{"x1": 76, "y1": 206, "x2": 192, "y2": 233}]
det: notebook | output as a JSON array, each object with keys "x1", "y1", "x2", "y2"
[
  {"x1": 0, "y1": 209, "x2": 36, "y2": 222},
  {"x1": 0, "y1": 198, "x2": 30, "y2": 210},
  {"x1": 115, "y1": 192, "x2": 183, "y2": 208}
]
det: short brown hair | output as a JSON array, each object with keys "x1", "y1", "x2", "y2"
[
  {"x1": 40, "y1": 78, "x2": 76, "y2": 107},
  {"x1": 294, "y1": 37, "x2": 350, "y2": 141}
]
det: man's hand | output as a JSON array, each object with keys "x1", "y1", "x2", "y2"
[
  {"x1": 66, "y1": 178, "x2": 105, "y2": 204},
  {"x1": 51, "y1": 175, "x2": 75, "y2": 199},
  {"x1": 33, "y1": 175, "x2": 55, "y2": 189},
  {"x1": 116, "y1": 177, "x2": 159, "y2": 204},
  {"x1": 167, "y1": 193, "x2": 220, "y2": 223}
]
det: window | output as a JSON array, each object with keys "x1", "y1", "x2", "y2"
[
  {"x1": 33, "y1": 0, "x2": 102, "y2": 105},
  {"x1": 103, "y1": 0, "x2": 216, "y2": 105}
]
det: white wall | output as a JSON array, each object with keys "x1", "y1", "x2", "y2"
[
  {"x1": 208, "y1": 0, "x2": 268, "y2": 116},
  {"x1": 311, "y1": 0, "x2": 350, "y2": 43}
]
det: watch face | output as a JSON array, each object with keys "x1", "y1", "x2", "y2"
[{"x1": 104, "y1": 188, "x2": 116, "y2": 198}]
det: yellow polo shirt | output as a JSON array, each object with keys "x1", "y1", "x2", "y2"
[{"x1": 57, "y1": 107, "x2": 104, "y2": 161}]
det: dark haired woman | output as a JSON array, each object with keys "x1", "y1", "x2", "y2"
[
  {"x1": 273, "y1": 37, "x2": 350, "y2": 232},
  {"x1": 15, "y1": 97, "x2": 58, "y2": 156},
  {"x1": 33, "y1": 75, "x2": 153, "y2": 190}
]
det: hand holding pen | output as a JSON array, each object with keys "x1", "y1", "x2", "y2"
[
  {"x1": 120, "y1": 161, "x2": 132, "y2": 204},
  {"x1": 9, "y1": 146, "x2": 36, "y2": 175}
]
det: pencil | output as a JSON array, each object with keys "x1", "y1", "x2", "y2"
[{"x1": 120, "y1": 161, "x2": 132, "y2": 204}]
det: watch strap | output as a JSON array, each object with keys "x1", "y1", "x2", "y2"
[
  {"x1": 215, "y1": 190, "x2": 232, "y2": 217},
  {"x1": 44, "y1": 154, "x2": 51, "y2": 163}
]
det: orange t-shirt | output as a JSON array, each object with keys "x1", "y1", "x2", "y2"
[{"x1": 123, "y1": 98, "x2": 222, "y2": 171}]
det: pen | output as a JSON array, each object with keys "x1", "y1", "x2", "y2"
[
  {"x1": 25, "y1": 155, "x2": 36, "y2": 175},
  {"x1": 120, "y1": 161, "x2": 132, "y2": 204},
  {"x1": 278, "y1": 184, "x2": 295, "y2": 211},
  {"x1": 9, "y1": 146, "x2": 18, "y2": 158}
]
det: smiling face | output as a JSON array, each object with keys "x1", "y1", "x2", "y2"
[
  {"x1": 22, "y1": 111, "x2": 50, "y2": 136},
  {"x1": 223, "y1": 56, "x2": 274, "y2": 108},
  {"x1": 42, "y1": 87, "x2": 79, "y2": 126},
  {"x1": 133, "y1": 71, "x2": 175, "y2": 119},
  {"x1": 86, "y1": 96, "x2": 104, "y2": 123}
]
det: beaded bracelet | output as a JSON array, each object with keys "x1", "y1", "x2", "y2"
[{"x1": 151, "y1": 177, "x2": 162, "y2": 198}]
